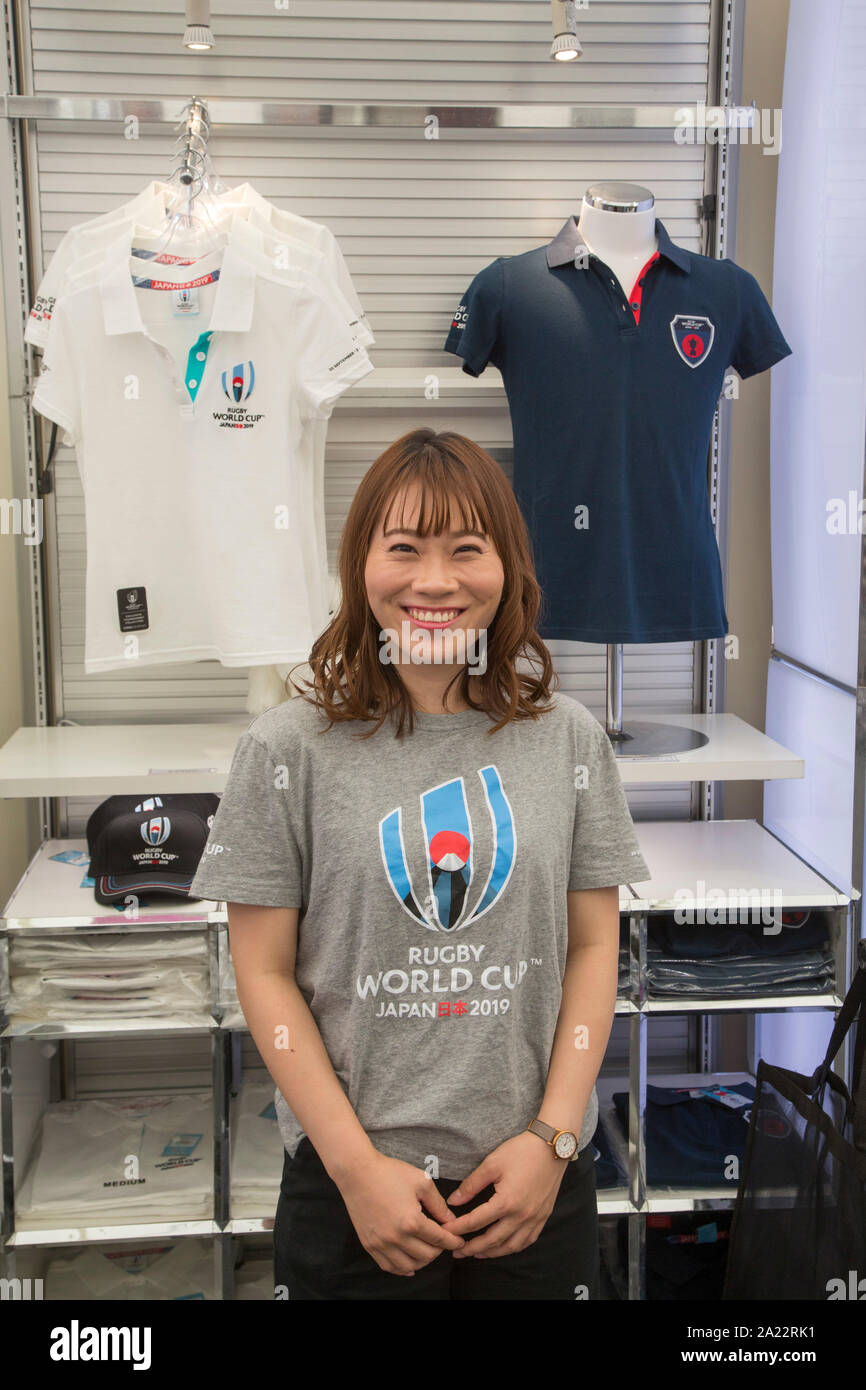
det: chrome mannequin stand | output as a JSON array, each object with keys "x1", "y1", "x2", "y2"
[{"x1": 606, "y1": 643, "x2": 709, "y2": 757}]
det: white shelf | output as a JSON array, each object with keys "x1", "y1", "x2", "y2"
[
  {"x1": 608, "y1": 712, "x2": 803, "y2": 783},
  {"x1": 642, "y1": 992, "x2": 842, "y2": 1014},
  {"x1": 0, "y1": 712, "x2": 805, "y2": 798},
  {"x1": 629, "y1": 818, "x2": 851, "y2": 908},
  {"x1": 2, "y1": 1017, "x2": 215, "y2": 1039},
  {"x1": 6, "y1": 1219, "x2": 220, "y2": 1248},
  {"x1": 0, "y1": 722, "x2": 248, "y2": 797},
  {"x1": 1, "y1": 838, "x2": 221, "y2": 930},
  {"x1": 227, "y1": 1216, "x2": 276, "y2": 1234}
]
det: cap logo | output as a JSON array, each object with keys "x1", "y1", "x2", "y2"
[{"x1": 141, "y1": 815, "x2": 171, "y2": 847}]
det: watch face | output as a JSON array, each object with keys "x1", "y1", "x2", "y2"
[{"x1": 554, "y1": 1131, "x2": 577, "y2": 1159}]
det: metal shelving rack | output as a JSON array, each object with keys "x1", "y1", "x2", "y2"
[
  {"x1": 0, "y1": 819, "x2": 854, "y2": 1299},
  {"x1": 2, "y1": 0, "x2": 858, "y2": 1302}
]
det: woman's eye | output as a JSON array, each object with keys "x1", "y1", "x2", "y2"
[{"x1": 388, "y1": 543, "x2": 482, "y2": 555}]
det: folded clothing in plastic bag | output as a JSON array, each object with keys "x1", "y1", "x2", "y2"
[
  {"x1": 646, "y1": 949, "x2": 835, "y2": 997},
  {"x1": 7, "y1": 932, "x2": 209, "y2": 1020},
  {"x1": 16, "y1": 1092, "x2": 214, "y2": 1220},
  {"x1": 45, "y1": 1237, "x2": 216, "y2": 1300},
  {"x1": 11, "y1": 933, "x2": 208, "y2": 967},
  {"x1": 231, "y1": 1077, "x2": 284, "y2": 1205},
  {"x1": 646, "y1": 916, "x2": 834, "y2": 997}
]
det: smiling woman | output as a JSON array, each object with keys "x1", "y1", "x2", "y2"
[
  {"x1": 189, "y1": 422, "x2": 651, "y2": 1302},
  {"x1": 285, "y1": 427, "x2": 558, "y2": 736}
]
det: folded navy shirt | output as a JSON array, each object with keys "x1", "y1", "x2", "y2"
[
  {"x1": 647, "y1": 949, "x2": 835, "y2": 997},
  {"x1": 648, "y1": 915, "x2": 829, "y2": 959},
  {"x1": 613, "y1": 1082, "x2": 757, "y2": 1187}
]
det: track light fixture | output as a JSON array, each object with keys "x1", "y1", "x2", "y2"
[
  {"x1": 550, "y1": 0, "x2": 582, "y2": 62},
  {"x1": 183, "y1": 0, "x2": 215, "y2": 52}
]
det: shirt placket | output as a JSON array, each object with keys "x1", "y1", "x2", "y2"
[
  {"x1": 626, "y1": 251, "x2": 661, "y2": 326},
  {"x1": 591, "y1": 251, "x2": 662, "y2": 333},
  {"x1": 143, "y1": 328, "x2": 216, "y2": 419}
]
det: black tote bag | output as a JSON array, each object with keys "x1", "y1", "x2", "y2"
[{"x1": 722, "y1": 938, "x2": 866, "y2": 1300}]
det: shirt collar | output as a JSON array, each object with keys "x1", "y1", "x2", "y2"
[
  {"x1": 215, "y1": 181, "x2": 272, "y2": 222},
  {"x1": 545, "y1": 215, "x2": 690, "y2": 273},
  {"x1": 99, "y1": 223, "x2": 257, "y2": 336}
]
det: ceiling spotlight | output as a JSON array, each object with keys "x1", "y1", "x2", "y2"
[
  {"x1": 550, "y1": 0, "x2": 582, "y2": 61},
  {"x1": 183, "y1": 0, "x2": 215, "y2": 51}
]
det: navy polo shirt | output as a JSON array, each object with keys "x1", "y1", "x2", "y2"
[{"x1": 443, "y1": 217, "x2": 792, "y2": 644}]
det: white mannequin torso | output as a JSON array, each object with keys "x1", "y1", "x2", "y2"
[{"x1": 576, "y1": 197, "x2": 658, "y2": 305}]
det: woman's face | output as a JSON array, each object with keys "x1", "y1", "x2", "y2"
[{"x1": 364, "y1": 483, "x2": 505, "y2": 661}]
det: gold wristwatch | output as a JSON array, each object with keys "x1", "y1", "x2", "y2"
[{"x1": 526, "y1": 1117, "x2": 579, "y2": 1161}]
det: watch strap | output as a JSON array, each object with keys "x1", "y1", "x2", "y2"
[
  {"x1": 526, "y1": 1117, "x2": 558, "y2": 1144},
  {"x1": 526, "y1": 1117, "x2": 579, "y2": 1159}
]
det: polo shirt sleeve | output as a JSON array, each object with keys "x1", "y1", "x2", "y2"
[
  {"x1": 24, "y1": 228, "x2": 79, "y2": 350},
  {"x1": 31, "y1": 299, "x2": 81, "y2": 445},
  {"x1": 317, "y1": 228, "x2": 374, "y2": 348},
  {"x1": 728, "y1": 263, "x2": 792, "y2": 379},
  {"x1": 293, "y1": 286, "x2": 374, "y2": 420},
  {"x1": 443, "y1": 259, "x2": 503, "y2": 377},
  {"x1": 188, "y1": 729, "x2": 304, "y2": 909},
  {"x1": 569, "y1": 716, "x2": 651, "y2": 891}
]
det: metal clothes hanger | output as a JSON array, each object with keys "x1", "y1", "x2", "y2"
[{"x1": 145, "y1": 98, "x2": 228, "y2": 262}]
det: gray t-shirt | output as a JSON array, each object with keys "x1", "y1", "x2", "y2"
[{"x1": 190, "y1": 688, "x2": 650, "y2": 1179}]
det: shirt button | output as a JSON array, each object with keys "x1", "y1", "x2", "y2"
[
  {"x1": 631, "y1": 301, "x2": 639, "y2": 309},
  {"x1": 188, "y1": 378, "x2": 197, "y2": 388},
  {"x1": 196, "y1": 351, "x2": 206, "y2": 361}
]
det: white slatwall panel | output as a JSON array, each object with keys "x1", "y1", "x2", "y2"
[{"x1": 25, "y1": 1, "x2": 713, "y2": 844}]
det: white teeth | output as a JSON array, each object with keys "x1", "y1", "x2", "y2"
[{"x1": 405, "y1": 608, "x2": 462, "y2": 622}]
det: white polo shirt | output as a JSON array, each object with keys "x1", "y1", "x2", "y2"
[
  {"x1": 32, "y1": 237, "x2": 373, "y2": 673},
  {"x1": 59, "y1": 216, "x2": 368, "y2": 628},
  {"x1": 27, "y1": 184, "x2": 373, "y2": 627}
]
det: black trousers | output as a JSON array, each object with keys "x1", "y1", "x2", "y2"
[{"x1": 273, "y1": 1137, "x2": 599, "y2": 1300}]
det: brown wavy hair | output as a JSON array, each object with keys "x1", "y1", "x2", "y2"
[{"x1": 287, "y1": 427, "x2": 559, "y2": 738}]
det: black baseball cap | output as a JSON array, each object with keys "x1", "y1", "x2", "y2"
[{"x1": 86, "y1": 793, "x2": 220, "y2": 906}]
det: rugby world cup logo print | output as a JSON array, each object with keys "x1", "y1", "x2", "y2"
[
  {"x1": 379, "y1": 768, "x2": 515, "y2": 932},
  {"x1": 213, "y1": 360, "x2": 265, "y2": 429},
  {"x1": 140, "y1": 815, "x2": 171, "y2": 847},
  {"x1": 222, "y1": 361, "x2": 255, "y2": 403}
]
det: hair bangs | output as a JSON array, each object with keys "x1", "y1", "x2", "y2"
[{"x1": 379, "y1": 453, "x2": 491, "y2": 544}]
